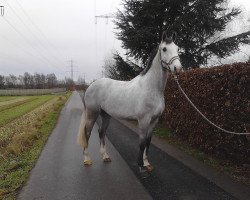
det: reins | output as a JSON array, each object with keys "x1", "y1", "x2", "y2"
[{"x1": 173, "y1": 75, "x2": 250, "y2": 135}]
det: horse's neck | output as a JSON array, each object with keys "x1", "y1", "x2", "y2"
[{"x1": 142, "y1": 51, "x2": 168, "y2": 94}]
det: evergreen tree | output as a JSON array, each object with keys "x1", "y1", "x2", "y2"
[
  {"x1": 112, "y1": 0, "x2": 250, "y2": 77},
  {"x1": 104, "y1": 53, "x2": 142, "y2": 80}
]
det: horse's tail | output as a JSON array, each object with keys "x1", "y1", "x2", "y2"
[{"x1": 77, "y1": 95, "x2": 88, "y2": 148}]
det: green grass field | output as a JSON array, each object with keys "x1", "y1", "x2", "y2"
[
  {"x1": 0, "y1": 97, "x2": 18, "y2": 103},
  {"x1": 0, "y1": 93, "x2": 71, "y2": 200},
  {"x1": 0, "y1": 96, "x2": 54, "y2": 127}
]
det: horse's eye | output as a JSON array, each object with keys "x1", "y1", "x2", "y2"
[{"x1": 163, "y1": 47, "x2": 167, "y2": 52}]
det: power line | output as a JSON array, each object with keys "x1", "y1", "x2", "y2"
[
  {"x1": 4, "y1": 0, "x2": 64, "y2": 67},
  {"x1": 14, "y1": 0, "x2": 66, "y2": 65},
  {"x1": 1, "y1": 16, "x2": 63, "y2": 74},
  {"x1": 0, "y1": 2, "x2": 65, "y2": 78},
  {"x1": 94, "y1": 12, "x2": 116, "y2": 63},
  {"x1": 0, "y1": 32, "x2": 49, "y2": 66},
  {"x1": 0, "y1": 32, "x2": 63, "y2": 78}
]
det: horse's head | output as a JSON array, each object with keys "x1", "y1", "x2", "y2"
[{"x1": 159, "y1": 31, "x2": 182, "y2": 73}]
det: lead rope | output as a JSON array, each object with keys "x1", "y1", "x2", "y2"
[{"x1": 174, "y1": 75, "x2": 250, "y2": 135}]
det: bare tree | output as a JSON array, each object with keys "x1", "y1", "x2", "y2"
[
  {"x1": 18, "y1": 75, "x2": 24, "y2": 88},
  {"x1": 46, "y1": 73, "x2": 57, "y2": 88},
  {"x1": 5, "y1": 74, "x2": 17, "y2": 88},
  {"x1": 23, "y1": 72, "x2": 34, "y2": 88},
  {"x1": 0, "y1": 75, "x2": 5, "y2": 89}
]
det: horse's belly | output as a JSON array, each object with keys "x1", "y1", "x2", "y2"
[
  {"x1": 101, "y1": 97, "x2": 138, "y2": 119},
  {"x1": 85, "y1": 78, "x2": 165, "y2": 120}
]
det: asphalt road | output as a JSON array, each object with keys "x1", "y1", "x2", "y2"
[
  {"x1": 106, "y1": 118, "x2": 237, "y2": 200},
  {"x1": 18, "y1": 92, "x2": 238, "y2": 200},
  {"x1": 18, "y1": 92, "x2": 152, "y2": 200}
]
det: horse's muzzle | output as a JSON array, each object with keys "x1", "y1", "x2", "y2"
[{"x1": 174, "y1": 65, "x2": 183, "y2": 73}]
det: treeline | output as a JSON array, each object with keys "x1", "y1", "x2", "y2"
[{"x1": 0, "y1": 72, "x2": 74, "y2": 89}]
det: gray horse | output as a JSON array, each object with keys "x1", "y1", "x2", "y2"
[{"x1": 77, "y1": 31, "x2": 182, "y2": 172}]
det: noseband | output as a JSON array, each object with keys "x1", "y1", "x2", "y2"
[{"x1": 159, "y1": 49, "x2": 181, "y2": 72}]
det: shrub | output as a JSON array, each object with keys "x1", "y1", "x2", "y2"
[{"x1": 162, "y1": 62, "x2": 250, "y2": 164}]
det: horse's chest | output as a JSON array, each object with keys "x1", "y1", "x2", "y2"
[
  {"x1": 154, "y1": 99, "x2": 165, "y2": 116},
  {"x1": 143, "y1": 95, "x2": 165, "y2": 117}
]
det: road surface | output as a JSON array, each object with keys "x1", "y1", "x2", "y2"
[
  {"x1": 18, "y1": 92, "x2": 238, "y2": 200},
  {"x1": 18, "y1": 92, "x2": 152, "y2": 200}
]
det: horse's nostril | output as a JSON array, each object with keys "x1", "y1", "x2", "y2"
[{"x1": 174, "y1": 67, "x2": 177, "y2": 72}]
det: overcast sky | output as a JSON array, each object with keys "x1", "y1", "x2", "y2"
[{"x1": 0, "y1": 0, "x2": 249, "y2": 83}]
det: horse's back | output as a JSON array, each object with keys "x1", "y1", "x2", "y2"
[
  {"x1": 84, "y1": 77, "x2": 140, "y2": 117},
  {"x1": 85, "y1": 78, "x2": 125, "y2": 108}
]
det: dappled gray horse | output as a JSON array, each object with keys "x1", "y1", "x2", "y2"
[{"x1": 77, "y1": 31, "x2": 182, "y2": 172}]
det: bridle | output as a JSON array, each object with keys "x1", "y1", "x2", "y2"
[{"x1": 159, "y1": 48, "x2": 181, "y2": 72}]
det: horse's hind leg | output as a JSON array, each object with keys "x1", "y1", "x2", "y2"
[
  {"x1": 99, "y1": 110, "x2": 111, "y2": 162},
  {"x1": 83, "y1": 109, "x2": 99, "y2": 166}
]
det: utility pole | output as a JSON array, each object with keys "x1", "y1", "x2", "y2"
[
  {"x1": 66, "y1": 59, "x2": 79, "y2": 91},
  {"x1": 83, "y1": 73, "x2": 86, "y2": 84},
  {"x1": 70, "y1": 59, "x2": 74, "y2": 81},
  {"x1": 95, "y1": 13, "x2": 115, "y2": 24},
  {"x1": 0, "y1": 6, "x2": 4, "y2": 16},
  {"x1": 66, "y1": 59, "x2": 78, "y2": 82}
]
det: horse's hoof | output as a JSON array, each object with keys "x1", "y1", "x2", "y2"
[
  {"x1": 103, "y1": 157, "x2": 112, "y2": 163},
  {"x1": 139, "y1": 166, "x2": 149, "y2": 178},
  {"x1": 139, "y1": 166, "x2": 149, "y2": 173},
  {"x1": 83, "y1": 160, "x2": 92, "y2": 166},
  {"x1": 145, "y1": 165, "x2": 154, "y2": 172}
]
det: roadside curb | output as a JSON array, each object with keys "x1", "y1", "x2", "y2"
[{"x1": 117, "y1": 119, "x2": 250, "y2": 200}]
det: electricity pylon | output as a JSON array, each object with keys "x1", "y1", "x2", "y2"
[
  {"x1": 95, "y1": 13, "x2": 115, "y2": 24},
  {"x1": 0, "y1": 6, "x2": 4, "y2": 16},
  {"x1": 66, "y1": 60, "x2": 79, "y2": 82}
]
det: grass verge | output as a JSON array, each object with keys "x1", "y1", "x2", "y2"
[
  {"x1": 154, "y1": 125, "x2": 250, "y2": 187},
  {"x1": 0, "y1": 93, "x2": 70, "y2": 200}
]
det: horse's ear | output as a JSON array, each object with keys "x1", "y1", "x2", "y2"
[
  {"x1": 172, "y1": 32, "x2": 177, "y2": 42},
  {"x1": 162, "y1": 31, "x2": 167, "y2": 41}
]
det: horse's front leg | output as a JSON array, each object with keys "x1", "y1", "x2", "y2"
[
  {"x1": 143, "y1": 118, "x2": 159, "y2": 172},
  {"x1": 137, "y1": 116, "x2": 152, "y2": 173}
]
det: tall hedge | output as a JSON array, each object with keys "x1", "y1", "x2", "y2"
[{"x1": 163, "y1": 62, "x2": 250, "y2": 164}]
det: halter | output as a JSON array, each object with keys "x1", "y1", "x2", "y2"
[{"x1": 159, "y1": 49, "x2": 181, "y2": 72}]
